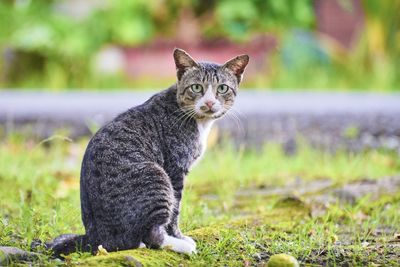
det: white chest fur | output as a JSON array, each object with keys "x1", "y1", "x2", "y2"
[{"x1": 193, "y1": 120, "x2": 214, "y2": 166}]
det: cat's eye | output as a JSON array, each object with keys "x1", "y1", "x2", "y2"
[
  {"x1": 217, "y1": 84, "x2": 229, "y2": 94},
  {"x1": 190, "y1": 84, "x2": 203, "y2": 94}
]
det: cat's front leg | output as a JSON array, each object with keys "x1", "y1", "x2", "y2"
[
  {"x1": 166, "y1": 203, "x2": 197, "y2": 249},
  {"x1": 166, "y1": 212, "x2": 196, "y2": 246},
  {"x1": 166, "y1": 179, "x2": 196, "y2": 248},
  {"x1": 165, "y1": 207, "x2": 183, "y2": 238}
]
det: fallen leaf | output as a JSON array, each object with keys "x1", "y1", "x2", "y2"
[{"x1": 96, "y1": 245, "x2": 109, "y2": 256}]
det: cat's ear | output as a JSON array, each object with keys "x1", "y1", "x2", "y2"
[
  {"x1": 222, "y1": 55, "x2": 249, "y2": 83},
  {"x1": 173, "y1": 48, "x2": 199, "y2": 80}
]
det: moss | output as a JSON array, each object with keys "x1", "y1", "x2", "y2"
[
  {"x1": 77, "y1": 204, "x2": 309, "y2": 266},
  {"x1": 77, "y1": 248, "x2": 189, "y2": 267}
]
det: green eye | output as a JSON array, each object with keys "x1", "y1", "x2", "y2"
[
  {"x1": 217, "y1": 84, "x2": 229, "y2": 94},
  {"x1": 190, "y1": 84, "x2": 203, "y2": 93}
]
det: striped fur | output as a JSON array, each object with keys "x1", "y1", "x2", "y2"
[{"x1": 45, "y1": 49, "x2": 248, "y2": 256}]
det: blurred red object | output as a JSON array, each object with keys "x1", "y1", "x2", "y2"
[{"x1": 122, "y1": 35, "x2": 277, "y2": 79}]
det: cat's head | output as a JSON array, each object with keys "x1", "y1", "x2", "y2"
[{"x1": 173, "y1": 48, "x2": 249, "y2": 120}]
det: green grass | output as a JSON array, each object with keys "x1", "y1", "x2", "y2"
[{"x1": 0, "y1": 134, "x2": 399, "y2": 266}]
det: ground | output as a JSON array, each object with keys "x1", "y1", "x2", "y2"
[{"x1": 0, "y1": 133, "x2": 399, "y2": 266}]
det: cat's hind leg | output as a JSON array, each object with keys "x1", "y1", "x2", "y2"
[{"x1": 90, "y1": 162, "x2": 174, "y2": 252}]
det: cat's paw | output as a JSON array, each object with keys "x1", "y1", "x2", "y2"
[
  {"x1": 182, "y1": 235, "x2": 196, "y2": 247},
  {"x1": 184, "y1": 242, "x2": 197, "y2": 255},
  {"x1": 162, "y1": 234, "x2": 197, "y2": 255}
]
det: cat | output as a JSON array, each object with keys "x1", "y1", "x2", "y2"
[{"x1": 44, "y1": 48, "x2": 249, "y2": 257}]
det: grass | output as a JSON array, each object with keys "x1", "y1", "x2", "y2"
[{"x1": 0, "y1": 133, "x2": 399, "y2": 266}]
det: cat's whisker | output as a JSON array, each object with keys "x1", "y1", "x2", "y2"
[
  {"x1": 225, "y1": 109, "x2": 245, "y2": 135},
  {"x1": 171, "y1": 105, "x2": 197, "y2": 116},
  {"x1": 176, "y1": 111, "x2": 190, "y2": 129},
  {"x1": 179, "y1": 109, "x2": 197, "y2": 130},
  {"x1": 230, "y1": 106, "x2": 246, "y2": 120},
  {"x1": 231, "y1": 112, "x2": 245, "y2": 134},
  {"x1": 171, "y1": 106, "x2": 196, "y2": 125},
  {"x1": 171, "y1": 108, "x2": 197, "y2": 130},
  {"x1": 171, "y1": 112, "x2": 189, "y2": 129}
]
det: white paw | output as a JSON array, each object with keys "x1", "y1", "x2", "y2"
[
  {"x1": 182, "y1": 235, "x2": 196, "y2": 248},
  {"x1": 162, "y1": 234, "x2": 196, "y2": 255}
]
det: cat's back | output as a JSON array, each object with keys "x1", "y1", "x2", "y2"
[{"x1": 81, "y1": 87, "x2": 181, "y2": 173}]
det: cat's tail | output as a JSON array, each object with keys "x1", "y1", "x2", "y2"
[{"x1": 31, "y1": 234, "x2": 91, "y2": 259}]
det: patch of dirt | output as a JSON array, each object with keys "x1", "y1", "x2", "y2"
[
  {"x1": 236, "y1": 176, "x2": 400, "y2": 266},
  {"x1": 236, "y1": 176, "x2": 400, "y2": 209},
  {"x1": 333, "y1": 176, "x2": 400, "y2": 204},
  {"x1": 236, "y1": 178, "x2": 334, "y2": 198},
  {"x1": 0, "y1": 246, "x2": 39, "y2": 265},
  {"x1": 235, "y1": 176, "x2": 400, "y2": 220},
  {"x1": 305, "y1": 242, "x2": 400, "y2": 266}
]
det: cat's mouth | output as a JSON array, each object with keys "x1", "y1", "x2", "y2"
[{"x1": 196, "y1": 109, "x2": 225, "y2": 119}]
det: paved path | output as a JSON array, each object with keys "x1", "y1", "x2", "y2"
[{"x1": 1, "y1": 90, "x2": 400, "y2": 151}]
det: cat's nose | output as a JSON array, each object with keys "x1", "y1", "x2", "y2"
[{"x1": 205, "y1": 101, "x2": 215, "y2": 109}]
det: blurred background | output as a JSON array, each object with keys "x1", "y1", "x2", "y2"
[
  {"x1": 1, "y1": 0, "x2": 400, "y2": 91},
  {"x1": 1, "y1": 0, "x2": 400, "y2": 151},
  {"x1": 1, "y1": 1, "x2": 400, "y2": 265}
]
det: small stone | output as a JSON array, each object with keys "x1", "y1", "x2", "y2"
[{"x1": 267, "y1": 254, "x2": 299, "y2": 267}]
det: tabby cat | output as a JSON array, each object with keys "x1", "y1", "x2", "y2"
[{"x1": 45, "y1": 48, "x2": 249, "y2": 256}]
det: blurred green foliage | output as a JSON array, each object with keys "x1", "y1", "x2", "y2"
[
  {"x1": 0, "y1": 0, "x2": 314, "y2": 89},
  {"x1": 209, "y1": 0, "x2": 314, "y2": 40},
  {"x1": 0, "y1": 0, "x2": 399, "y2": 90},
  {"x1": 255, "y1": 0, "x2": 400, "y2": 91},
  {"x1": 0, "y1": 0, "x2": 156, "y2": 87}
]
